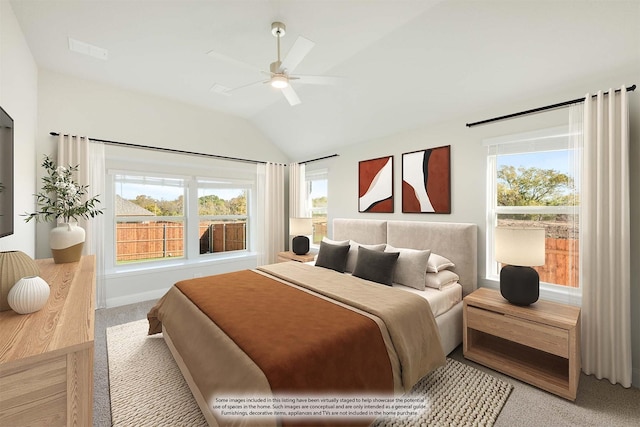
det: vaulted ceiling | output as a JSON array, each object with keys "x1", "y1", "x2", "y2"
[{"x1": 9, "y1": 0, "x2": 640, "y2": 159}]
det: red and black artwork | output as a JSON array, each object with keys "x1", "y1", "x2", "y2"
[
  {"x1": 402, "y1": 145, "x2": 450, "y2": 214},
  {"x1": 358, "y1": 156, "x2": 394, "y2": 213}
]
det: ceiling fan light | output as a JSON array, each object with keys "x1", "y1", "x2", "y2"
[{"x1": 271, "y1": 75, "x2": 289, "y2": 89}]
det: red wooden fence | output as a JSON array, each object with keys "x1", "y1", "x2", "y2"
[
  {"x1": 117, "y1": 221, "x2": 246, "y2": 262},
  {"x1": 117, "y1": 222, "x2": 578, "y2": 288},
  {"x1": 536, "y1": 238, "x2": 579, "y2": 288},
  {"x1": 198, "y1": 223, "x2": 246, "y2": 254}
]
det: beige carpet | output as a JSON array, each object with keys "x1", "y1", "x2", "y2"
[
  {"x1": 107, "y1": 320, "x2": 207, "y2": 426},
  {"x1": 107, "y1": 319, "x2": 512, "y2": 427}
]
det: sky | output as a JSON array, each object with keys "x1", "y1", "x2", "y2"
[
  {"x1": 309, "y1": 179, "x2": 327, "y2": 200},
  {"x1": 498, "y1": 150, "x2": 574, "y2": 176},
  {"x1": 117, "y1": 177, "x2": 327, "y2": 202},
  {"x1": 116, "y1": 182, "x2": 244, "y2": 202}
]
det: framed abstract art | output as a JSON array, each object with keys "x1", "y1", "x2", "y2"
[
  {"x1": 358, "y1": 156, "x2": 393, "y2": 213},
  {"x1": 402, "y1": 145, "x2": 451, "y2": 213}
]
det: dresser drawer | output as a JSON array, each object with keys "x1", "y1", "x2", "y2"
[{"x1": 466, "y1": 306, "x2": 568, "y2": 357}]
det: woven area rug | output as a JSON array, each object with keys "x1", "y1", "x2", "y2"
[
  {"x1": 107, "y1": 319, "x2": 512, "y2": 427},
  {"x1": 107, "y1": 320, "x2": 207, "y2": 426}
]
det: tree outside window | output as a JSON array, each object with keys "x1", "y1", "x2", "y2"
[{"x1": 487, "y1": 129, "x2": 580, "y2": 289}]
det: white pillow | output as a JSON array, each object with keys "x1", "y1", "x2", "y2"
[
  {"x1": 384, "y1": 245, "x2": 431, "y2": 291},
  {"x1": 346, "y1": 240, "x2": 386, "y2": 273},
  {"x1": 322, "y1": 237, "x2": 350, "y2": 246},
  {"x1": 425, "y1": 270, "x2": 459, "y2": 290},
  {"x1": 427, "y1": 253, "x2": 455, "y2": 273}
]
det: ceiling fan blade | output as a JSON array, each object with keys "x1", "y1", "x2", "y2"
[
  {"x1": 281, "y1": 85, "x2": 301, "y2": 106},
  {"x1": 278, "y1": 36, "x2": 315, "y2": 74},
  {"x1": 292, "y1": 75, "x2": 344, "y2": 85},
  {"x1": 227, "y1": 79, "x2": 269, "y2": 93},
  {"x1": 207, "y1": 50, "x2": 261, "y2": 72},
  {"x1": 210, "y1": 83, "x2": 232, "y2": 96}
]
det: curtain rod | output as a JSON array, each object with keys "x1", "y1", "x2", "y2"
[
  {"x1": 300, "y1": 154, "x2": 339, "y2": 164},
  {"x1": 466, "y1": 84, "x2": 636, "y2": 128},
  {"x1": 49, "y1": 132, "x2": 284, "y2": 165}
]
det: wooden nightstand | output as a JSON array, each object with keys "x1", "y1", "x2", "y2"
[
  {"x1": 463, "y1": 287, "x2": 581, "y2": 400},
  {"x1": 277, "y1": 251, "x2": 316, "y2": 263}
]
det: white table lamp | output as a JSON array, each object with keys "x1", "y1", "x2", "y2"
[
  {"x1": 495, "y1": 227, "x2": 545, "y2": 305},
  {"x1": 290, "y1": 218, "x2": 313, "y2": 255}
]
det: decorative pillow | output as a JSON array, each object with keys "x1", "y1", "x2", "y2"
[
  {"x1": 322, "y1": 237, "x2": 350, "y2": 246},
  {"x1": 352, "y1": 246, "x2": 400, "y2": 286},
  {"x1": 425, "y1": 270, "x2": 460, "y2": 290},
  {"x1": 345, "y1": 241, "x2": 386, "y2": 273},
  {"x1": 315, "y1": 241, "x2": 350, "y2": 273},
  {"x1": 384, "y1": 245, "x2": 431, "y2": 291},
  {"x1": 427, "y1": 253, "x2": 455, "y2": 273}
]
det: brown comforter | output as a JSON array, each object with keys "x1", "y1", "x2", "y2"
[
  {"x1": 177, "y1": 269, "x2": 393, "y2": 394},
  {"x1": 148, "y1": 262, "x2": 445, "y2": 427}
]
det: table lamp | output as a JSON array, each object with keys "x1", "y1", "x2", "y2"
[
  {"x1": 495, "y1": 227, "x2": 545, "y2": 305},
  {"x1": 290, "y1": 217, "x2": 313, "y2": 255}
]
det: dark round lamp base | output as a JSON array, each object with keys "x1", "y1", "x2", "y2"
[
  {"x1": 292, "y1": 235, "x2": 310, "y2": 255},
  {"x1": 500, "y1": 265, "x2": 539, "y2": 306}
]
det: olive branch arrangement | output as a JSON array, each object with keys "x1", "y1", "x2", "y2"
[{"x1": 24, "y1": 155, "x2": 103, "y2": 223}]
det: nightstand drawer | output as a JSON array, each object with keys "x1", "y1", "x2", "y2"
[{"x1": 466, "y1": 306, "x2": 568, "y2": 358}]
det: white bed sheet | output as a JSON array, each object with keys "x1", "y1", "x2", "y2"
[
  {"x1": 304, "y1": 260, "x2": 462, "y2": 319},
  {"x1": 393, "y1": 282, "x2": 462, "y2": 318}
]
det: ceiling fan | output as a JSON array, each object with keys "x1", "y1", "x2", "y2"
[{"x1": 210, "y1": 22, "x2": 341, "y2": 106}]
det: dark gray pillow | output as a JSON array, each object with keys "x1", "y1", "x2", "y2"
[
  {"x1": 315, "y1": 241, "x2": 350, "y2": 273},
  {"x1": 352, "y1": 246, "x2": 400, "y2": 286}
]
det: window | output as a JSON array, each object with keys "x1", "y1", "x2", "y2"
[
  {"x1": 305, "y1": 169, "x2": 328, "y2": 244},
  {"x1": 485, "y1": 126, "x2": 580, "y2": 289},
  {"x1": 112, "y1": 173, "x2": 252, "y2": 266},
  {"x1": 197, "y1": 179, "x2": 249, "y2": 255},
  {"x1": 115, "y1": 174, "x2": 186, "y2": 264}
]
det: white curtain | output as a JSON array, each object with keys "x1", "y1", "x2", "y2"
[
  {"x1": 256, "y1": 162, "x2": 285, "y2": 265},
  {"x1": 288, "y1": 162, "x2": 307, "y2": 218},
  {"x1": 58, "y1": 135, "x2": 107, "y2": 308},
  {"x1": 579, "y1": 86, "x2": 632, "y2": 387}
]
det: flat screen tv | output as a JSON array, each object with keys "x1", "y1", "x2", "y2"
[{"x1": 0, "y1": 105, "x2": 14, "y2": 238}]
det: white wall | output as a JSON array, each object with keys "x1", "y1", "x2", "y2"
[
  {"x1": 36, "y1": 69, "x2": 288, "y2": 257},
  {"x1": 320, "y1": 66, "x2": 640, "y2": 387},
  {"x1": 0, "y1": 1, "x2": 38, "y2": 255},
  {"x1": 6, "y1": 0, "x2": 639, "y2": 385},
  {"x1": 36, "y1": 69, "x2": 289, "y2": 306}
]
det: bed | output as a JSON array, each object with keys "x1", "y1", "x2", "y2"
[
  {"x1": 332, "y1": 219, "x2": 477, "y2": 356},
  {"x1": 147, "y1": 219, "x2": 477, "y2": 427}
]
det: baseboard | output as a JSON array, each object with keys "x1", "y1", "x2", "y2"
[
  {"x1": 106, "y1": 288, "x2": 168, "y2": 308},
  {"x1": 633, "y1": 366, "x2": 640, "y2": 389}
]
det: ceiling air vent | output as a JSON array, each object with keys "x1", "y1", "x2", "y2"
[{"x1": 68, "y1": 37, "x2": 108, "y2": 60}]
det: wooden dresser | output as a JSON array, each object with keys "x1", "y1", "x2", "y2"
[{"x1": 0, "y1": 255, "x2": 95, "y2": 426}]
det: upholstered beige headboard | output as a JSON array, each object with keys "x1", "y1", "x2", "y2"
[
  {"x1": 332, "y1": 219, "x2": 387, "y2": 245},
  {"x1": 333, "y1": 218, "x2": 478, "y2": 295}
]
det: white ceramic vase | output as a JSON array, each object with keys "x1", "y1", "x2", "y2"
[
  {"x1": 50, "y1": 221, "x2": 85, "y2": 264},
  {"x1": 0, "y1": 251, "x2": 40, "y2": 311},
  {"x1": 8, "y1": 276, "x2": 50, "y2": 314}
]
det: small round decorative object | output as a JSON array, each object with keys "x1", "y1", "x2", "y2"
[
  {"x1": 8, "y1": 276, "x2": 50, "y2": 314},
  {"x1": 0, "y1": 251, "x2": 40, "y2": 311}
]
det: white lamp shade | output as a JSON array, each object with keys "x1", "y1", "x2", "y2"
[
  {"x1": 495, "y1": 227, "x2": 545, "y2": 267},
  {"x1": 290, "y1": 217, "x2": 313, "y2": 236}
]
